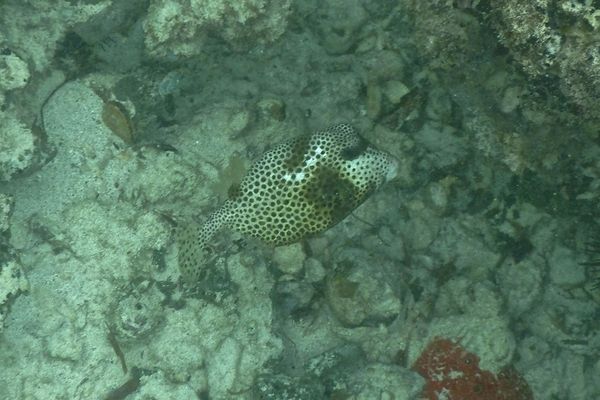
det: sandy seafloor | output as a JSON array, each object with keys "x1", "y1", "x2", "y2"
[{"x1": 1, "y1": 1, "x2": 600, "y2": 399}]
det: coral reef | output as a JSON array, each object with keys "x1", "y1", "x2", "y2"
[
  {"x1": 0, "y1": 111, "x2": 37, "y2": 181},
  {"x1": 0, "y1": 194, "x2": 28, "y2": 332},
  {"x1": 0, "y1": 259, "x2": 29, "y2": 332},
  {"x1": 1, "y1": 0, "x2": 600, "y2": 398},
  {"x1": 144, "y1": 0, "x2": 292, "y2": 58},
  {"x1": 0, "y1": 0, "x2": 113, "y2": 72},
  {"x1": 489, "y1": 0, "x2": 600, "y2": 121},
  {"x1": 0, "y1": 49, "x2": 30, "y2": 91},
  {"x1": 0, "y1": 45, "x2": 37, "y2": 181}
]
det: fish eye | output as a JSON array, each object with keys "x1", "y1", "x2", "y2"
[{"x1": 341, "y1": 137, "x2": 368, "y2": 160}]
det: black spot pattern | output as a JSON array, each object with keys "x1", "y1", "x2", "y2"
[{"x1": 178, "y1": 123, "x2": 398, "y2": 282}]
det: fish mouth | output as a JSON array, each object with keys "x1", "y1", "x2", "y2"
[{"x1": 385, "y1": 157, "x2": 400, "y2": 182}]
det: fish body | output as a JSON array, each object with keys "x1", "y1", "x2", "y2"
[{"x1": 178, "y1": 123, "x2": 398, "y2": 283}]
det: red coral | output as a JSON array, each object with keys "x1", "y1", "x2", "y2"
[{"x1": 412, "y1": 337, "x2": 533, "y2": 400}]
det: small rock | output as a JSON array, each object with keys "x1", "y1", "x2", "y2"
[
  {"x1": 46, "y1": 320, "x2": 82, "y2": 362},
  {"x1": 434, "y1": 278, "x2": 503, "y2": 318},
  {"x1": 500, "y1": 86, "x2": 522, "y2": 113},
  {"x1": 383, "y1": 80, "x2": 410, "y2": 104},
  {"x1": 274, "y1": 280, "x2": 315, "y2": 315},
  {"x1": 0, "y1": 52, "x2": 30, "y2": 91},
  {"x1": 497, "y1": 257, "x2": 543, "y2": 317},
  {"x1": 307, "y1": 237, "x2": 329, "y2": 256},
  {"x1": 404, "y1": 201, "x2": 437, "y2": 251},
  {"x1": 111, "y1": 281, "x2": 165, "y2": 340},
  {"x1": 227, "y1": 109, "x2": 252, "y2": 136},
  {"x1": 350, "y1": 363, "x2": 424, "y2": 400},
  {"x1": 425, "y1": 181, "x2": 449, "y2": 214},
  {"x1": 425, "y1": 88, "x2": 452, "y2": 121},
  {"x1": 365, "y1": 50, "x2": 406, "y2": 81},
  {"x1": 273, "y1": 243, "x2": 306, "y2": 276},
  {"x1": 256, "y1": 98, "x2": 286, "y2": 122},
  {"x1": 366, "y1": 79, "x2": 382, "y2": 120},
  {"x1": 304, "y1": 257, "x2": 326, "y2": 283},
  {"x1": 254, "y1": 373, "x2": 324, "y2": 399},
  {"x1": 326, "y1": 263, "x2": 401, "y2": 327},
  {"x1": 548, "y1": 245, "x2": 585, "y2": 286}
]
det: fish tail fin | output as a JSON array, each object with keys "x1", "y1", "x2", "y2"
[{"x1": 176, "y1": 203, "x2": 232, "y2": 285}]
